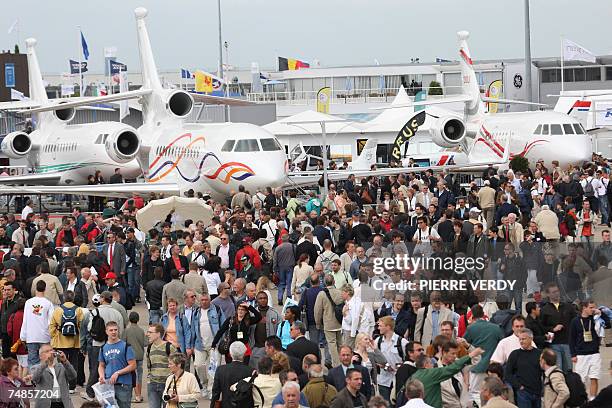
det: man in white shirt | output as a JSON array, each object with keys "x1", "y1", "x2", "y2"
[
  {"x1": 11, "y1": 220, "x2": 29, "y2": 248},
  {"x1": 595, "y1": 170, "x2": 610, "y2": 226},
  {"x1": 490, "y1": 315, "x2": 535, "y2": 364},
  {"x1": 216, "y1": 234, "x2": 231, "y2": 269},
  {"x1": 20, "y1": 279, "x2": 54, "y2": 367},
  {"x1": 21, "y1": 200, "x2": 34, "y2": 221},
  {"x1": 377, "y1": 316, "x2": 409, "y2": 401}
]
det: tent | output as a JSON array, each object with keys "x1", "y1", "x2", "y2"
[{"x1": 136, "y1": 196, "x2": 213, "y2": 232}]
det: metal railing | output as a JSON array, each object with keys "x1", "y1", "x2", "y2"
[{"x1": 246, "y1": 86, "x2": 465, "y2": 105}]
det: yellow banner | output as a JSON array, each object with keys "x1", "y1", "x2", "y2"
[
  {"x1": 487, "y1": 80, "x2": 503, "y2": 114},
  {"x1": 316, "y1": 87, "x2": 331, "y2": 113},
  {"x1": 195, "y1": 71, "x2": 213, "y2": 93}
]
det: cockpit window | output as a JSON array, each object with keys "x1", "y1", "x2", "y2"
[
  {"x1": 550, "y1": 124, "x2": 562, "y2": 135},
  {"x1": 221, "y1": 140, "x2": 235, "y2": 152},
  {"x1": 573, "y1": 123, "x2": 585, "y2": 134},
  {"x1": 542, "y1": 124, "x2": 549, "y2": 135},
  {"x1": 260, "y1": 138, "x2": 282, "y2": 151},
  {"x1": 563, "y1": 124, "x2": 574, "y2": 134},
  {"x1": 534, "y1": 124, "x2": 542, "y2": 135},
  {"x1": 234, "y1": 139, "x2": 260, "y2": 152}
]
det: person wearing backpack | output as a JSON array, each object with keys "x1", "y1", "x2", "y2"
[
  {"x1": 313, "y1": 274, "x2": 343, "y2": 367},
  {"x1": 541, "y1": 348, "x2": 571, "y2": 408},
  {"x1": 146, "y1": 323, "x2": 177, "y2": 408},
  {"x1": 122, "y1": 312, "x2": 146, "y2": 403},
  {"x1": 83, "y1": 292, "x2": 124, "y2": 400},
  {"x1": 49, "y1": 290, "x2": 84, "y2": 393},
  {"x1": 375, "y1": 315, "x2": 409, "y2": 401},
  {"x1": 210, "y1": 341, "x2": 254, "y2": 408}
]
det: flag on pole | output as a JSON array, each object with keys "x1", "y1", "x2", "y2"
[
  {"x1": 119, "y1": 71, "x2": 129, "y2": 120},
  {"x1": 195, "y1": 71, "x2": 213, "y2": 93},
  {"x1": 181, "y1": 69, "x2": 194, "y2": 79},
  {"x1": 562, "y1": 38, "x2": 596, "y2": 63},
  {"x1": 7, "y1": 19, "x2": 18, "y2": 35},
  {"x1": 69, "y1": 60, "x2": 88, "y2": 74},
  {"x1": 278, "y1": 57, "x2": 309, "y2": 71},
  {"x1": 109, "y1": 60, "x2": 127, "y2": 74},
  {"x1": 316, "y1": 87, "x2": 331, "y2": 113},
  {"x1": 80, "y1": 31, "x2": 89, "y2": 60}
]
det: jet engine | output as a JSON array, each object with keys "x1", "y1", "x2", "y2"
[
  {"x1": 105, "y1": 128, "x2": 141, "y2": 163},
  {"x1": 165, "y1": 90, "x2": 194, "y2": 118},
  {"x1": 53, "y1": 106, "x2": 76, "y2": 123},
  {"x1": 429, "y1": 116, "x2": 466, "y2": 148},
  {"x1": 1, "y1": 131, "x2": 32, "y2": 159}
]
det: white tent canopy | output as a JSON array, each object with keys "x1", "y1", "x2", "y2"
[{"x1": 136, "y1": 196, "x2": 213, "y2": 232}]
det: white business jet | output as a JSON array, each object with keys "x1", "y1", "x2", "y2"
[
  {"x1": 381, "y1": 31, "x2": 593, "y2": 169},
  {"x1": 10, "y1": 8, "x2": 288, "y2": 200},
  {"x1": 0, "y1": 38, "x2": 142, "y2": 185}
]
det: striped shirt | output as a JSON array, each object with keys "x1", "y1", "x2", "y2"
[{"x1": 147, "y1": 341, "x2": 177, "y2": 384}]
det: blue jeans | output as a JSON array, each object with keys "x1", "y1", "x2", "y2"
[
  {"x1": 551, "y1": 343, "x2": 572, "y2": 372},
  {"x1": 506, "y1": 289, "x2": 523, "y2": 312},
  {"x1": 278, "y1": 266, "x2": 293, "y2": 302},
  {"x1": 114, "y1": 383, "x2": 132, "y2": 408},
  {"x1": 516, "y1": 388, "x2": 541, "y2": 408},
  {"x1": 127, "y1": 266, "x2": 139, "y2": 299},
  {"x1": 148, "y1": 382, "x2": 166, "y2": 408},
  {"x1": 599, "y1": 196, "x2": 610, "y2": 225},
  {"x1": 149, "y1": 309, "x2": 163, "y2": 324},
  {"x1": 26, "y1": 343, "x2": 42, "y2": 367}
]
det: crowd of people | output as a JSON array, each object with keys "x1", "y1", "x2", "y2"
[{"x1": 0, "y1": 156, "x2": 609, "y2": 408}]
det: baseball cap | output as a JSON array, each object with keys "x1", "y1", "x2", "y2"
[
  {"x1": 469, "y1": 207, "x2": 482, "y2": 213},
  {"x1": 240, "y1": 255, "x2": 249, "y2": 262},
  {"x1": 126, "y1": 227, "x2": 135, "y2": 233},
  {"x1": 105, "y1": 272, "x2": 117, "y2": 280},
  {"x1": 92, "y1": 294, "x2": 101, "y2": 306}
]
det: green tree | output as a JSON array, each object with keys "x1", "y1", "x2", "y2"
[
  {"x1": 428, "y1": 80, "x2": 443, "y2": 95},
  {"x1": 510, "y1": 156, "x2": 529, "y2": 174},
  {"x1": 14, "y1": 44, "x2": 19, "y2": 54}
]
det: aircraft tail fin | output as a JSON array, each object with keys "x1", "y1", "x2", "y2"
[
  {"x1": 349, "y1": 139, "x2": 378, "y2": 171},
  {"x1": 134, "y1": 8, "x2": 163, "y2": 91},
  {"x1": 457, "y1": 31, "x2": 485, "y2": 117},
  {"x1": 25, "y1": 39, "x2": 49, "y2": 104}
]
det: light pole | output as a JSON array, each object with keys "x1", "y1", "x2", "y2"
[
  {"x1": 217, "y1": 0, "x2": 229, "y2": 121},
  {"x1": 524, "y1": 0, "x2": 533, "y2": 109}
]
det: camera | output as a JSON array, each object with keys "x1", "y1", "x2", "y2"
[{"x1": 162, "y1": 395, "x2": 171, "y2": 402}]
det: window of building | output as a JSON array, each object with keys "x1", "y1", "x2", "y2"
[
  {"x1": 221, "y1": 140, "x2": 235, "y2": 152},
  {"x1": 234, "y1": 139, "x2": 260, "y2": 152},
  {"x1": 606, "y1": 67, "x2": 612, "y2": 81},
  {"x1": 586, "y1": 67, "x2": 601, "y2": 81},
  {"x1": 563, "y1": 124, "x2": 574, "y2": 134},
  {"x1": 541, "y1": 69, "x2": 560, "y2": 83}
]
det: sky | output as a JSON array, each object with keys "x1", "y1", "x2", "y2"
[{"x1": 3, "y1": 0, "x2": 612, "y2": 74}]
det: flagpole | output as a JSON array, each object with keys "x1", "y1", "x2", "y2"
[
  {"x1": 77, "y1": 26, "x2": 83, "y2": 96},
  {"x1": 560, "y1": 36, "x2": 564, "y2": 93}
]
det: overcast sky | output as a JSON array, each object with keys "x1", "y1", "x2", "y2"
[{"x1": 3, "y1": 0, "x2": 611, "y2": 74}]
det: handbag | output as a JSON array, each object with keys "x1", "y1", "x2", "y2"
[{"x1": 217, "y1": 319, "x2": 233, "y2": 355}]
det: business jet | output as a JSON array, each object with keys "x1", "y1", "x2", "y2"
[
  {"x1": 380, "y1": 31, "x2": 593, "y2": 169},
  {"x1": 0, "y1": 39, "x2": 142, "y2": 185},
  {"x1": 10, "y1": 8, "x2": 287, "y2": 200}
]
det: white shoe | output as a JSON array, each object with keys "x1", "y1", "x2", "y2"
[
  {"x1": 80, "y1": 392, "x2": 94, "y2": 401},
  {"x1": 69, "y1": 390, "x2": 75, "y2": 395}
]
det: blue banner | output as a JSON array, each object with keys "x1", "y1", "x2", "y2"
[
  {"x1": 4, "y1": 63, "x2": 15, "y2": 88},
  {"x1": 109, "y1": 60, "x2": 127, "y2": 74}
]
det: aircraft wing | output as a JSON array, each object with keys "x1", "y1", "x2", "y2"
[
  {"x1": 189, "y1": 93, "x2": 257, "y2": 106},
  {"x1": 18, "y1": 89, "x2": 153, "y2": 114},
  {"x1": 0, "y1": 100, "x2": 42, "y2": 112},
  {"x1": 481, "y1": 97, "x2": 548, "y2": 107},
  {"x1": 0, "y1": 173, "x2": 63, "y2": 185},
  {"x1": 0, "y1": 182, "x2": 180, "y2": 198},
  {"x1": 371, "y1": 95, "x2": 472, "y2": 110}
]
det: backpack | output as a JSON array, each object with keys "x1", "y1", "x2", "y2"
[
  {"x1": 548, "y1": 369, "x2": 587, "y2": 408},
  {"x1": 101, "y1": 341, "x2": 136, "y2": 386},
  {"x1": 231, "y1": 372, "x2": 263, "y2": 407},
  {"x1": 60, "y1": 304, "x2": 79, "y2": 336},
  {"x1": 146, "y1": 341, "x2": 172, "y2": 371},
  {"x1": 583, "y1": 178, "x2": 595, "y2": 197},
  {"x1": 323, "y1": 288, "x2": 344, "y2": 325},
  {"x1": 490, "y1": 310, "x2": 517, "y2": 337},
  {"x1": 90, "y1": 308, "x2": 108, "y2": 342},
  {"x1": 376, "y1": 334, "x2": 405, "y2": 360}
]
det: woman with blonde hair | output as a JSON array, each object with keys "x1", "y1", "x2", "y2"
[
  {"x1": 353, "y1": 332, "x2": 387, "y2": 387},
  {"x1": 256, "y1": 275, "x2": 274, "y2": 305},
  {"x1": 291, "y1": 253, "x2": 313, "y2": 302},
  {"x1": 162, "y1": 352, "x2": 200, "y2": 408},
  {"x1": 271, "y1": 351, "x2": 290, "y2": 374}
]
